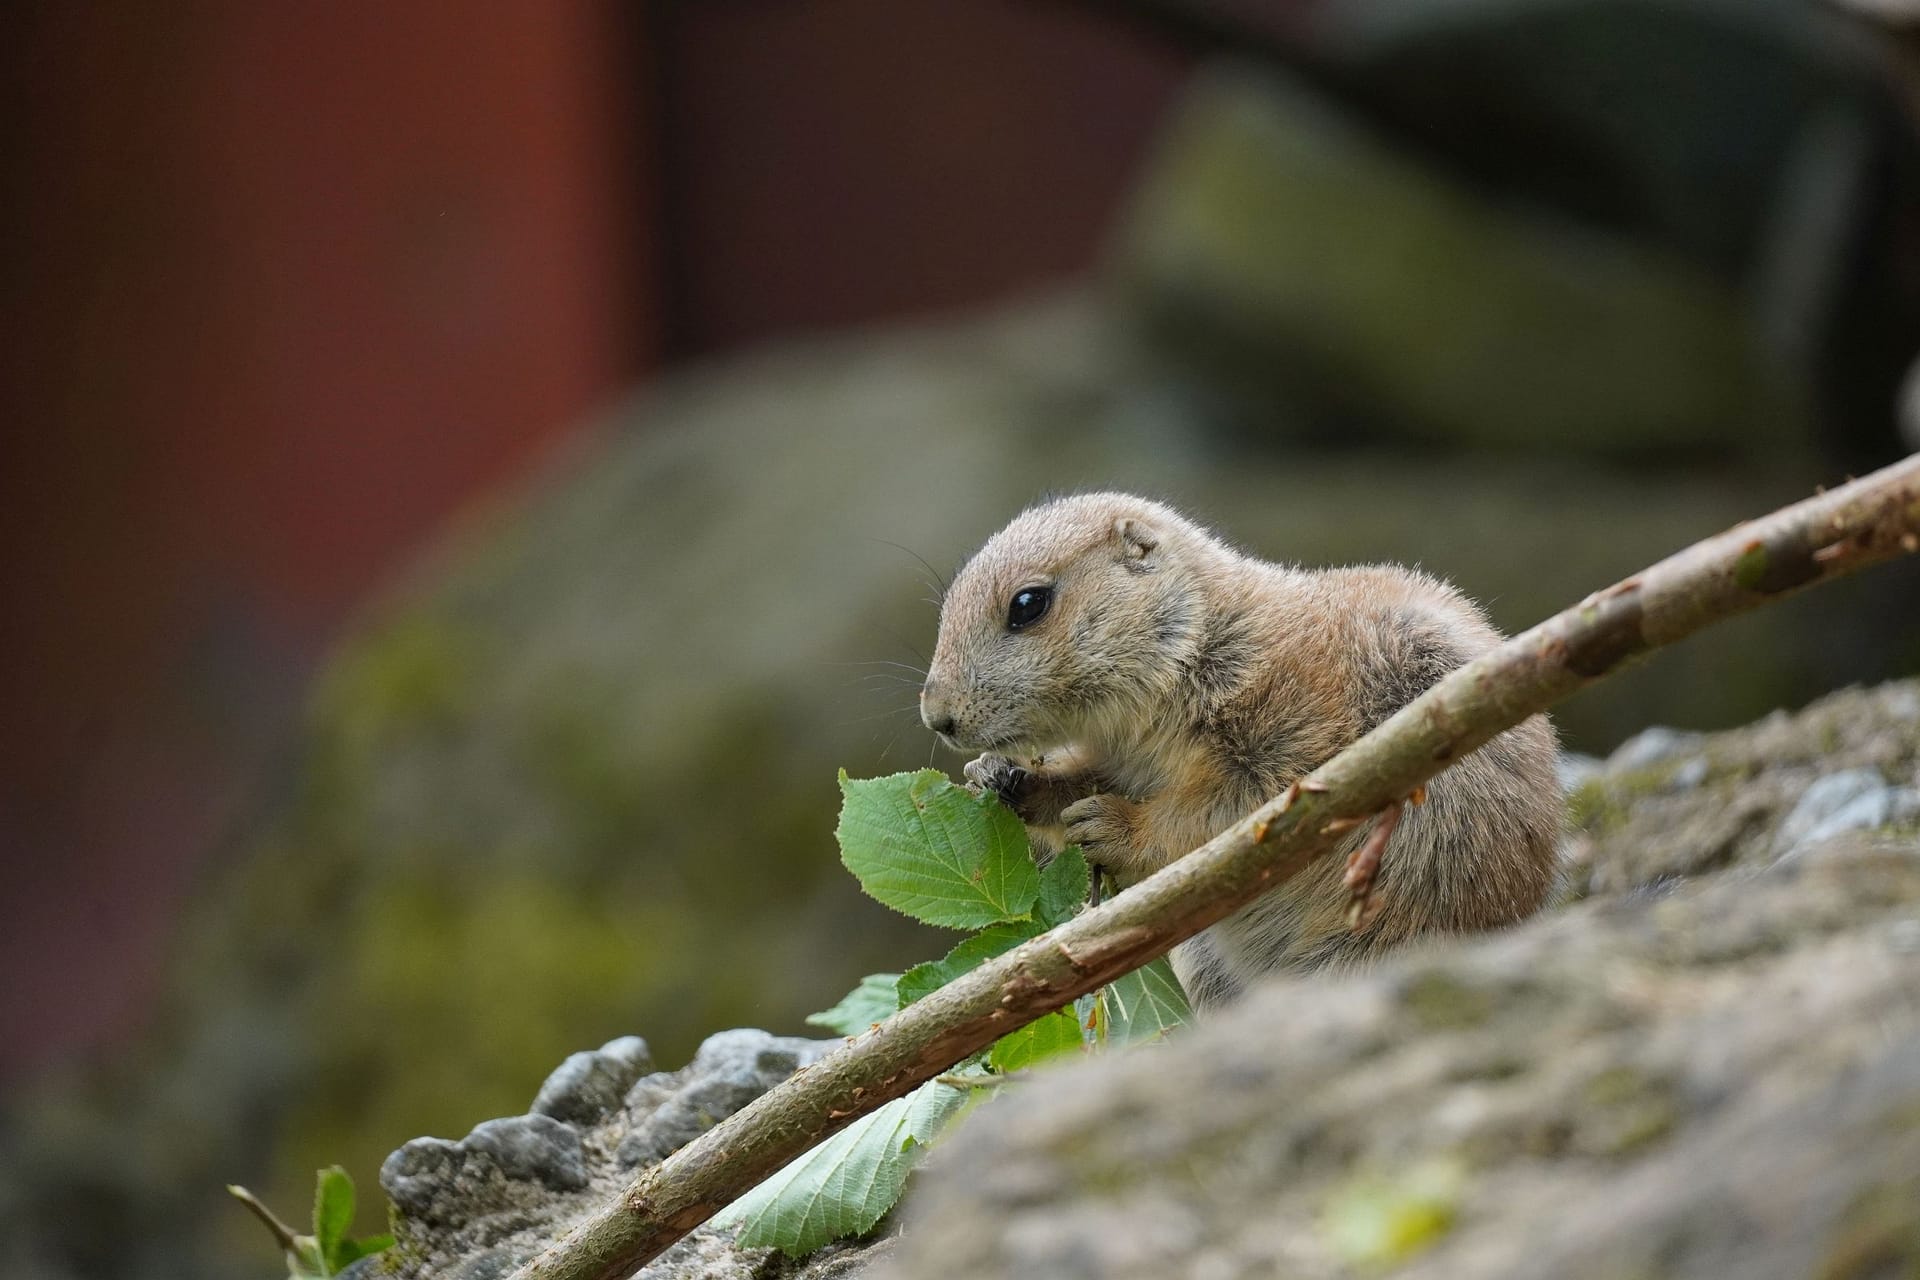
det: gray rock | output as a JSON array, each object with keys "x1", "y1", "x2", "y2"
[
  {"x1": 618, "y1": 1029, "x2": 835, "y2": 1167},
  {"x1": 462, "y1": 1115, "x2": 587, "y2": 1192},
  {"x1": 1667, "y1": 756, "x2": 1710, "y2": 791},
  {"x1": 381, "y1": 1137, "x2": 466, "y2": 1218},
  {"x1": 1885, "y1": 683, "x2": 1920, "y2": 721},
  {"x1": 532, "y1": 1036, "x2": 654, "y2": 1125},
  {"x1": 444, "y1": 1249, "x2": 518, "y2": 1280},
  {"x1": 1775, "y1": 768, "x2": 1920, "y2": 861},
  {"x1": 1564, "y1": 683, "x2": 1920, "y2": 897},
  {"x1": 1837, "y1": 785, "x2": 1920, "y2": 835},
  {"x1": 689, "y1": 1027, "x2": 797, "y2": 1077},
  {"x1": 618, "y1": 1080, "x2": 771, "y2": 1169},
  {"x1": 1607, "y1": 725, "x2": 1706, "y2": 772},
  {"x1": 379, "y1": 1117, "x2": 587, "y2": 1234},
  {"x1": 880, "y1": 837, "x2": 1920, "y2": 1280},
  {"x1": 374, "y1": 1028, "x2": 867, "y2": 1278},
  {"x1": 1554, "y1": 752, "x2": 1604, "y2": 793},
  {"x1": 1780, "y1": 766, "x2": 1887, "y2": 833}
]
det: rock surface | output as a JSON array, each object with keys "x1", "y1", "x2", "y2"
[
  {"x1": 382, "y1": 681, "x2": 1920, "y2": 1278},
  {"x1": 374, "y1": 1029, "x2": 871, "y2": 1280},
  {"x1": 877, "y1": 681, "x2": 1920, "y2": 1280},
  {"x1": 530, "y1": 1037, "x2": 655, "y2": 1127}
]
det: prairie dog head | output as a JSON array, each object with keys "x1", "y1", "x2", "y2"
[{"x1": 920, "y1": 493, "x2": 1232, "y2": 755}]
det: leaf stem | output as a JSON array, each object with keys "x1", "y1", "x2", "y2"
[
  {"x1": 227, "y1": 1184, "x2": 301, "y2": 1253},
  {"x1": 933, "y1": 1073, "x2": 1017, "y2": 1089}
]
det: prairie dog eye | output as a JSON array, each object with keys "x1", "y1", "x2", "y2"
[{"x1": 1007, "y1": 586, "x2": 1052, "y2": 630}]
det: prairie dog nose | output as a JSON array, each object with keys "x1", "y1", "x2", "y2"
[{"x1": 920, "y1": 684, "x2": 956, "y2": 737}]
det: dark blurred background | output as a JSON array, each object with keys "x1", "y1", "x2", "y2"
[{"x1": 2, "y1": 1, "x2": 1918, "y2": 1276}]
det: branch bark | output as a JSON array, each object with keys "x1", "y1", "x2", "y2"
[{"x1": 513, "y1": 455, "x2": 1920, "y2": 1280}]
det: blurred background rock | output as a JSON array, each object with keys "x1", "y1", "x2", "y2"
[{"x1": 1, "y1": 2, "x2": 1916, "y2": 1277}]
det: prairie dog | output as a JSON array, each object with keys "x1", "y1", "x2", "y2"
[{"x1": 918, "y1": 493, "x2": 1561, "y2": 1008}]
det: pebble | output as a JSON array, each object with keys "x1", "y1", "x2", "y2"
[
  {"x1": 531, "y1": 1035, "x2": 653, "y2": 1125},
  {"x1": 617, "y1": 1028, "x2": 835, "y2": 1167},
  {"x1": 381, "y1": 1137, "x2": 465, "y2": 1217},
  {"x1": 1775, "y1": 767, "x2": 1920, "y2": 861},
  {"x1": 1606, "y1": 726, "x2": 1705, "y2": 773},
  {"x1": 1668, "y1": 757, "x2": 1709, "y2": 791},
  {"x1": 463, "y1": 1114, "x2": 587, "y2": 1191},
  {"x1": 379, "y1": 1114, "x2": 587, "y2": 1219}
]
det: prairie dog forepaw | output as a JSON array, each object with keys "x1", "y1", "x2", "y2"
[
  {"x1": 963, "y1": 753, "x2": 1028, "y2": 804},
  {"x1": 1061, "y1": 793, "x2": 1146, "y2": 876}
]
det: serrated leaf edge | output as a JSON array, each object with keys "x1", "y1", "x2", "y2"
[
  {"x1": 716, "y1": 1080, "x2": 965, "y2": 1254},
  {"x1": 836, "y1": 771, "x2": 1039, "y2": 929}
]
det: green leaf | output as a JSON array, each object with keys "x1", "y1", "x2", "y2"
[
  {"x1": 837, "y1": 770, "x2": 1039, "y2": 929},
  {"x1": 312, "y1": 1167, "x2": 355, "y2": 1268},
  {"x1": 806, "y1": 973, "x2": 902, "y2": 1035},
  {"x1": 1101, "y1": 958, "x2": 1191, "y2": 1045},
  {"x1": 897, "y1": 921, "x2": 1045, "y2": 1007},
  {"x1": 988, "y1": 1009, "x2": 1085, "y2": 1072},
  {"x1": 333, "y1": 1234, "x2": 395, "y2": 1268},
  {"x1": 1035, "y1": 846, "x2": 1090, "y2": 927},
  {"x1": 715, "y1": 1078, "x2": 971, "y2": 1255}
]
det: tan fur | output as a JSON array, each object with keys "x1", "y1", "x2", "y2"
[{"x1": 921, "y1": 493, "x2": 1562, "y2": 1008}]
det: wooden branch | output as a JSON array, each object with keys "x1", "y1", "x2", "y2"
[{"x1": 513, "y1": 455, "x2": 1920, "y2": 1280}]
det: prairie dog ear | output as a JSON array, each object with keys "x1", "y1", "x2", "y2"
[{"x1": 1114, "y1": 516, "x2": 1159, "y2": 563}]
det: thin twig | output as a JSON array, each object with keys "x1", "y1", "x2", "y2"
[
  {"x1": 512, "y1": 456, "x2": 1920, "y2": 1280},
  {"x1": 226, "y1": 1185, "x2": 300, "y2": 1253}
]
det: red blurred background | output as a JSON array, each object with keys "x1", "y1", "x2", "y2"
[{"x1": 0, "y1": 1, "x2": 1190, "y2": 1078}]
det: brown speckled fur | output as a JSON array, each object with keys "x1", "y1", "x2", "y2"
[{"x1": 921, "y1": 494, "x2": 1562, "y2": 1009}]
